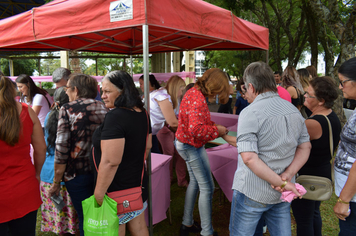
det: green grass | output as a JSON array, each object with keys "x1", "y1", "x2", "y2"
[
  {"x1": 319, "y1": 194, "x2": 339, "y2": 236},
  {"x1": 35, "y1": 184, "x2": 339, "y2": 236}
]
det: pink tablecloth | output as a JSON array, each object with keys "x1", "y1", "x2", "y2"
[
  {"x1": 145, "y1": 153, "x2": 172, "y2": 225},
  {"x1": 210, "y1": 112, "x2": 238, "y2": 132},
  {"x1": 206, "y1": 144, "x2": 238, "y2": 202}
]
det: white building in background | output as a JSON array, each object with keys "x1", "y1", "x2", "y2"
[
  {"x1": 282, "y1": 53, "x2": 334, "y2": 75},
  {"x1": 195, "y1": 51, "x2": 206, "y2": 77},
  {"x1": 187, "y1": 51, "x2": 329, "y2": 77}
]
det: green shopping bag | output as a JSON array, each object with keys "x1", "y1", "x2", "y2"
[{"x1": 82, "y1": 195, "x2": 119, "y2": 235}]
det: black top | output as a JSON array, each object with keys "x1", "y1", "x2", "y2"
[
  {"x1": 92, "y1": 107, "x2": 151, "y2": 201},
  {"x1": 291, "y1": 86, "x2": 304, "y2": 108},
  {"x1": 298, "y1": 112, "x2": 341, "y2": 179}
]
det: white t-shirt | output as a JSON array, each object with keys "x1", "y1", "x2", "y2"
[
  {"x1": 25, "y1": 93, "x2": 53, "y2": 127},
  {"x1": 149, "y1": 88, "x2": 172, "y2": 135}
]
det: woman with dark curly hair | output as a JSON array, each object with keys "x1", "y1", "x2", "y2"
[
  {"x1": 16, "y1": 74, "x2": 53, "y2": 128},
  {"x1": 292, "y1": 76, "x2": 341, "y2": 236}
]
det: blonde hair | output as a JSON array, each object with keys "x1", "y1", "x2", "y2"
[
  {"x1": 297, "y1": 68, "x2": 310, "y2": 91},
  {"x1": 166, "y1": 75, "x2": 186, "y2": 109},
  {"x1": 196, "y1": 68, "x2": 230, "y2": 104},
  {"x1": 0, "y1": 76, "x2": 21, "y2": 146}
]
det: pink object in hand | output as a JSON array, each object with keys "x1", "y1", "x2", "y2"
[{"x1": 280, "y1": 183, "x2": 307, "y2": 203}]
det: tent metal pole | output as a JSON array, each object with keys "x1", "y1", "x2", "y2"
[
  {"x1": 9, "y1": 59, "x2": 14, "y2": 76},
  {"x1": 130, "y1": 55, "x2": 133, "y2": 77},
  {"x1": 165, "y1": 52, "x2": 168, "y2": 73},
  {"x1": 143, "y1": 24, "x2": 153, "y2": 236},
  {"x1": 95, "y1": 58, "x2": 98, "y2": 76}
]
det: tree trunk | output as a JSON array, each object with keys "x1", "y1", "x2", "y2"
[
  {"x1": 70, "y1": 51, "x2": 82, "y2": 73},
  {"x1": 302, "y1": 0, "x2": 318, "y2": 69},
  {"x1": 309, "y1": 0, "x2": 356, "y2": 127}
]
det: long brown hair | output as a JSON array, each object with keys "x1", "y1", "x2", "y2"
[
  {"x1": 281, "y1": 66, "x2": 304, "y2": 93},
  {"x1": 0, "y1": 76, "x2": 21, "y2": 146},
  {"x1": 15, "y1": 74, "x2": 49, "y2": 105}
]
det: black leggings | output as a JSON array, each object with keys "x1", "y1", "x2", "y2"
[
  {"x1": 291, "y1": 198, "x2": 322, "y2": 236},
  {"x1": 0, "y1": 210, "x2": 37, "y2": 236}
]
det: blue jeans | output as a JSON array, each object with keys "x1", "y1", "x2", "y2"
[
  {"x1": 65, "y1": 174, "x2": 94, "y2": 236},
  {"x1": 254, "y1": 217, "x2": 266, "y2": 236},
  {"x1": 229, "y1": 190, "x2": 291, "y2": 236},
  {"x1": 339, "y1": 202, "x2": 356, "y2": 236},
  {"x1": 175, "y1": 140, "x2": 214, "y2": 236}
]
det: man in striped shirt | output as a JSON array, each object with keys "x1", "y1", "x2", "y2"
[{"x1": 229, "y1": 62, "x2": 311, "y2": 236}]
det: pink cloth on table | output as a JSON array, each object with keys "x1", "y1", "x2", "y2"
[
  {"x1": 206, "y1": 144, "x2": 238, "y2": 202},
  {"x1": 280, "y1": 183, "x2": 307, "y2": 202},
  {"x1": 156, "y1": 126, "x2": 187, "y2": 186},
  {"x1": 208, "y1": 143, "x2": 231, "y2": 150},
  {"x1": 210, "y1": 112, "x2": 238, "y2": 132},
  {"x1": 144, "y1": 153, "x2": 172, "y2": 225}
]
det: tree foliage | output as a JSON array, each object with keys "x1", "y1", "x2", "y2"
[
  {"x1": 203, "y1": 50, "x2": 265, "y2": 77},
  {"x1": 203, "y1": 0, "x2": 355, "y2": 73},
  {"x1": 40, "y1": 53, "x2": 61, "y2": 76},
  {"x1": 203, "y1": 0, "x2": 356, "y2": 125},
  {"x1": 0, "y1": 58, "x2": 37, "y2": 76},
  {"x1": 204, "y1": 0, "x2": 309, "y2": 72},
  {"x1": 77, "y1": 52, "x2": 147, "y2": 76}
]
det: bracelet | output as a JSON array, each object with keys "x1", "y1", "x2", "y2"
[
  {"x1": 53, "y1": 179, "x2": 61, "y2": 185},
  {"x1": 280, "y1": 180, "x2": 288, "y2": 189},
  {"x1": 337, "y1": 197, "x2": 349, "y2": 204}
]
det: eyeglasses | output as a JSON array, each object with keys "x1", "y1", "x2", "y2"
[
  {"x1": 304, "y1": 91, "x2": 316, "y2": 99},
  {"x1": 241, "y1": 85, "x2": 246, "y2": 94},
  {"x1": 63, "y1": 86, "x2": 70, "y2": 92},
  {"x1": 338, "y1": 78, "x2": 351, "y2": 87}
]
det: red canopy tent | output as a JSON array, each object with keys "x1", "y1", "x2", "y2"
[
  {"x1": 0, "y1": 0, "x2": 269, "y2": 233},
  {"x1": 0, "y1": 0, "x2": 268, "y2": 53}
]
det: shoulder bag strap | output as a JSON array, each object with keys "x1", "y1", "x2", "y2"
[
  {"x1": 321, "y1": 114, "x2": 334, "y2": 182},
  {"x1": 320, "y1": 114, "x2": 333, "y2": 158}
]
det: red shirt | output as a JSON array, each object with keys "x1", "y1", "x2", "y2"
[
  {"x1": 0, "y1": 103, "x2": 42, "y2": 223},
  {"x1": 176, "y1": 87, "x2": 218, "y2": 148}
]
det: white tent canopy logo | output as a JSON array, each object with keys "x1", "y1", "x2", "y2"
[{"x1": 110, "y1": 0, "x2": 133, "y2": 22}]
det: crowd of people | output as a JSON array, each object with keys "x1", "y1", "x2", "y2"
[{"x1": 0, "y1": 57, "x2": 356, "y2": 236}]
